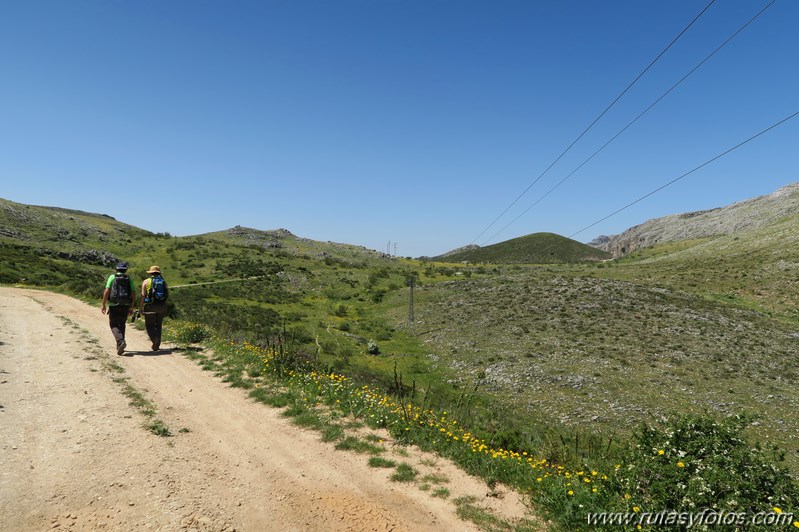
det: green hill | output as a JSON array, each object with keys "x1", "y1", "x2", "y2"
[
  {"x1": 434, "y1": 232, "x2": 611, "y2": 264},
  {"x1": 0, "y1": 197, "x2": 154, "y2": 252},
  {"x1": 0, "y1": 198, "x2": 157, "y2": 291}
]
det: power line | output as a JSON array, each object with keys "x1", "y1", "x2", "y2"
[
  {"x1": 568, "y1": 111, "x2": 799, "y2": 240},
  {"x1": 483, "y1": 111, "x2": 798, "y2": 264},
  {"x1": 482, "y1": 0, "x2": 778, "y2": 246},
  {"x1": 469, "y1": 0, "x2": 718, "y2": 246}
]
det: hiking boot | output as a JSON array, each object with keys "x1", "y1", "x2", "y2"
[
  {"x1": 152, "y1": 342, "x2": 160, "y2": 352},
  {"x1": 117, "y1": 340, "x2": 126, "y2": 356}
]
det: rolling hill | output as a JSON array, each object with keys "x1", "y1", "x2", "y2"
[
  {"x1": 200, "y1": 225, "x2": 393, "y2": 265},
  {"x1": 431, "y1": 232, "x2": 611, "y2": 264}
]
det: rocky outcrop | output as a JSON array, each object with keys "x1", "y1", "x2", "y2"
[
  {"x1": 225, "y1": 226, "x2": 294, "y2": 248},
  {"x1": 42, "y1": 249, "x2": 120, "y2": 266},
  {"x1": 592, "y1": 182, "x2": 799, "y2": 257}
]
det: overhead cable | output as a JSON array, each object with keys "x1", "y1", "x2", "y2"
[
  {"x1": 482, "y1": 0, "x2": 778, "y2": 246},
  {"x1": 568, "y1": 111, "x2": 799, "y2": 239},
  {"x1": 468, "y1": 0, "x2": 718, "y2": 245}
]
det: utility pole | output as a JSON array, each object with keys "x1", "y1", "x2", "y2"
[
  {"x1": 394, "y1": 242, "x2": 398, "y2": 257},
  {"x1": 407, "y1": 276, "x2": 415, "y2": 329}
]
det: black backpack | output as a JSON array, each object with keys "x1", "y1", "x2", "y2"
[{"x1": 109, "y1": 273, "x2": 133, "y2": 306}]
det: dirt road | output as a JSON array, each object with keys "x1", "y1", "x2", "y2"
[{"x1": 0, "y1": 287, "x2": 531, "y2": 531}]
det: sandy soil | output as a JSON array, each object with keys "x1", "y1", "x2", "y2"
[{"x1": 0, "y1": 287, "x2": 533, "y2": 531}]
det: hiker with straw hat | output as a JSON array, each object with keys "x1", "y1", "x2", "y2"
[{"x1": 140, "y1": 265, "x2": 169, "y2": 351}]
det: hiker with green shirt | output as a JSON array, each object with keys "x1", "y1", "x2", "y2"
[
  {"x1": 140, "y1": 265, "x2": 169, "y2": 351},
  {"x1": 101, "y1": 261, "x2": 136, "y2": 356}
]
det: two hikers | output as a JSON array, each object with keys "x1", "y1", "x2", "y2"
[
  {"x1": 101, "y1": 262, "x2": 136, "y2": 355},
  {"x1": 101, "y1": 263, "x2": 169, "y2": 354},
  {"x1": 140, "y1": 265, "x2": 169, "y2": 351}
]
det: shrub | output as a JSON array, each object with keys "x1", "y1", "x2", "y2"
[
  {"x1": 371, "y1": 290, "x2": 385, "y2": 303},
  {"x1": 617, "y1": 414, "x2": 799, "y2": 518},
  {"x1": 367, "y1": 340, "x2": 380, "y2": 355},
  {"x1": 171, "y1": 322, "x2": 212, "y2": 345}
]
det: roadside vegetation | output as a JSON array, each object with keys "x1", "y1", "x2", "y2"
[{"x1": 165, "y1": 322, "x2": 798, "y2": 531}]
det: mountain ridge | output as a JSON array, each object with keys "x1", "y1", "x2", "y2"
[{"x1": 590, "y1": 182, "x2": 799, "y2": 257}]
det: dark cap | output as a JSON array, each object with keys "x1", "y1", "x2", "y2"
[{"x1": 116, "y1": 261, "x2": 128, "y2": 271}]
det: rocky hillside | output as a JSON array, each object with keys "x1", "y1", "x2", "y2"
[
  {"x1": 590, "y1": 182, "x2": 799, "y2": 257},
  {"x1": 201, "y1": 225, "x2": 394, "y2": 264},
  {"x1": 0, "y1": 198, "x2": 152, "y2": 249}
]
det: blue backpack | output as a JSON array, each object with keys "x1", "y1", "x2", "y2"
[{"x1": 147, "y1": 276, "x2": 168, "y2": 304}]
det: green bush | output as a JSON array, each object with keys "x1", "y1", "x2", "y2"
[
  {"x1": 617, "y1": 414, "x2": 798, "y2": 518},
  {"x1": 367, "y1": 340, "x2": 380, "y2": 355},
  {"x1": 172, "y1": 323, "x2": 212, "y2": 345}
]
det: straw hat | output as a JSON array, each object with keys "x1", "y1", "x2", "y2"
[{"x1": 147, "y1": 265, "x2": 162, "y2": 274}]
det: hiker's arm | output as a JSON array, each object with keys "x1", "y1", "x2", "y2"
[
  {"x1": 128, "y1": 279, "x2": 136, "y2": 315},
  {"x1": 140, "y1": 280, "x2": 147, "y2": 312},
  {"x1": 101, "y1": 288, "x2": 110, "y2": 314}
]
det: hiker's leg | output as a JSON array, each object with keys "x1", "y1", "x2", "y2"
[
  {"x1": 109, "y1": 307, "x2": 127, "y2": 344},
  {"x1": 153, "y1": 306, "x2": 167, "y2": 348},
  {"x1": 109, "y1": 306, "x2": 128, "y2": 354},
  {"x1": 143, "y1": 309, "x2": 157, "y2": 343}
]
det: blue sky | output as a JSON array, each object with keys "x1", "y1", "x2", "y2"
[{"x1": 1, "y1": 1, "x2": 796, "y2": 257}]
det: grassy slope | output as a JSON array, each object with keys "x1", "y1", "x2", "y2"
[
  {"x1": 392, "y1": 270, "x2": 799, "y2": 464},
  {"x1": 392, "y1": 210, "x2": 799, "y2": 467},
  {"x1": 595, "y1": 210, "x2": 799, "y2": 321},
  {"x1": 438, "y1": 232, "x2": 611, "y2": 264},
  {"x1": 0, "y1": 198, "x2": 153, "y2": 250},
  {"x1": 0, "y1": 198, "x2": 157, "y2": 291}
]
